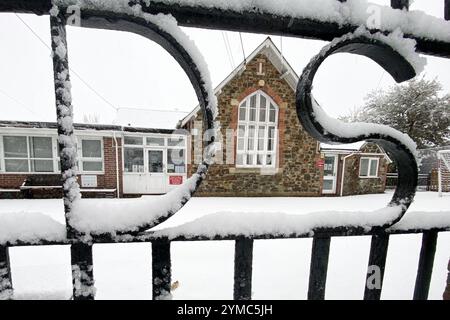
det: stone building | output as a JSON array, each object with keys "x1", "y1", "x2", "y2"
[{"x1": 179, "y1": 37, "x2": 390, "y2": 197}]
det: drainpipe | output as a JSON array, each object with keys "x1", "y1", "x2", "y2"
[
  {"x1": 113, "y1": 132, "x2": 120, "y2": 198},
  {"x1": 340, "y1": 153, "x2": 354, "y2": 197}
]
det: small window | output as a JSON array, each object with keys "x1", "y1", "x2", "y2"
[
  {"x1": 147, "y1": 137, "x2": 165, "y2": 146},
  {"x1": 168, "y1": 136, "x2": 185, "y2": 147},
  {"x1": 80, "y1": 138, "x2": 103, "y2": 172},
  {"x1": 124, "y1": 147, "x2": 144, "y2": 173},
  {"x1": 124, "y1": 136, "x2": 143, "y2": 145},
  {"x1": 359, "y1": 157, "x2": 379, "y2": 178},
  {"x1": 167, "y1": 149, "x2": 186, "y2": 173},
  {"x1": 81, "y1": 140, "x2": 101, "y2": 158}
]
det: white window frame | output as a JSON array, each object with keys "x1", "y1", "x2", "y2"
[
  {"x1": 236, "y1": 90, "x2": 278, "y2": 168},
  {"x1": 122, "y1": 134, "x2": 187, "y2": 175},
  {"x1": 359, "y1": 157, "x2": 379, "y2": 178},
  {"x1": 78, "y1": 137, "x2": 104, "y2": 174},
  {"x1": 0, "y1": 134, "x2": 57, "y2": 174}
]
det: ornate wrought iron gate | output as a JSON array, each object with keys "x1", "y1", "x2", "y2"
[{"x1": 0, "y1": 0, "x2": 449, "y2": 300}]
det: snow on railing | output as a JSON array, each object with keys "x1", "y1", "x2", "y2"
[{"x1": 141, "y1": 0, "x2": 450, "y2": 43}]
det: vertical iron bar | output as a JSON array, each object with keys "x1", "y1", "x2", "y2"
[
  {"x1": 391, "y1": 0, "x2": 410, "y2": 10},
  {"x1": 0, "y1": 246, "x2": 13, "y2": 300},
  {"x1": 364, "y1": 232, "x2": 389, "y2": 300},
  {"x1": 308, "y1": 236, "x2": 331, "y2": 300},
  {"x1": 413, "y1": 231, "x2": 438, "y2": 300},
  {"x1": 445, "y1": 0, "x2": 450, "y2": 21},
  {"x1": 443, "y1": 259, "x2": 450, "y2": 300},
  {"x1": 50, "y1": 6, "x2": 80, "y2": 238},
  {"x1": 152, "y1": 239, "x2": 172, "y2": 300},
  {"x1": 51, "y1": 6, "x2": 91, "y2": 300},
  {"x1": 71, "y1": 243, "x2": 95, "y2": 300},
  {"x1": 233, "y1": 237, "x2": 253, "y2": 300}
]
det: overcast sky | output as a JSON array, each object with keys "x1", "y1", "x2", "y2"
[{"x1": 0, "y1": 0, "x2": 449, "y2": 125}]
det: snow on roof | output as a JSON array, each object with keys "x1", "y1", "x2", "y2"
[
  {"x1": 114, "y1": 107, "x2": 189, "y2": 130},
  {"x1": 320, "y1": 141, "x2": 365, "y2": 151}
]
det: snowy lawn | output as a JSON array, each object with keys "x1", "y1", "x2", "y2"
[{"x1": 0, "y1": 191, "x2": 449, "y2": 300}]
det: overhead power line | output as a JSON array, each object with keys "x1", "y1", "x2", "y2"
[
  {"x1": 222, "y1": 31, "x2": 235, "y2": 70},
  {"x1": 14, "y1": 13, "x2": 117, "y2": 112},
  {"x1": 0, "y1": 87, "x2": 42, "y2": 118},
  {"x1": 239, "y1": 32, "x2": 247, "y2": 65}
]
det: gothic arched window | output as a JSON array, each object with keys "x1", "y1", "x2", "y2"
[{"x1": 236, "y1": 90, "x2": 278, "y2": 167}]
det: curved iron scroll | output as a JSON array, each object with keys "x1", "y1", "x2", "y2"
[
  {"x1": 55, "y1": 7, "x2": 217, "y2": 238},
  {"x1": 296, "y1": 34, "x2": 418, "y2": 229}
]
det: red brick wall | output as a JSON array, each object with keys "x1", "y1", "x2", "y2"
[{"x1": 0, "y1": 137, "x2": 123, "y2": 198}]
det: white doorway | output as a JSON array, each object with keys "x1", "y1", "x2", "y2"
[
  {"x1": 122, "y1": 135, "x2": 187, "y2": 194},
  {"x1": 322, "y1": 154, "x2": 338, "y2": 194}
]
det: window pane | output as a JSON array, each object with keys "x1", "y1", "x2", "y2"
[
  {"x1": 237, "y1": 138, "x2": 245, "y2": 151},
  {"x1": 257, "y1": 154, "x2": 264, "y2": 165},
  {"x1": 31, "y1": 159, "x2": 53, "y2": 172},
  {"x1": 259, "y1": 96, "x2": 266, "y2": 121},
  {"x1": 238, "y1": 125, "x2": 245, "y2": 137},
  {"x1": 239, "y1": 103, "x2": 246, "y2": 121},
  {"x1": 168, "y1": 137, "x2": 185, "y2": 147},
  {"x1": 267, "y1": 126, "x2": 275, "y2": 151},
  {"x1": 167, "y1": 149, "x2": 185, "y2": 173},
  {"x1": 360, "y1": 159, "x2": 369, "y2": 176},
  {"x1": 247, "y1": 154, "x2": 254, "y2": 165},
  {"x1": 236, "y1": 154, "x2": 244, "y2": 165},
  {"x1": 148, "y1": 150, "x2": 163, "y2": 173},
  {"x1": 370, "y1": 159, "x2": 378, "y2": 176},
  {"x1": 147, "y1": 137, "x2": 165, "y2": 146},
  {"x1": 83, "y1": 161, "x2": 103, "y2": 172},
  {"x1": 124, "y1": 136, "x2": 143, "y2": 145},
  {"x1": 323, "y1": 179, "x2": 333, "y2": 191},
  {"x1": 5, "y1": 159, "x2": 29, "y2": 172},
  {"x1": 82, "y1": 140, "x2": 101, "y2": 158},
  {"x1": 30, "y1": 137, "x2": 53, "y2": 158},
  {"x1": 249, "y1": 95, "x2": 256, "y2": 121},
  {"x1": 247, "y1": 125, "x2": 255, "y2": 151},
  {"x1": 269, "y1": 104, "x2": 276, "y2": 122},
  {"x1": 4, "y1": 136, "x2": 27, "y2": 158},
  {"x1": 324, "y1": 156, "x2": 336, "y2": 176},
  {"x1": 266, "y1": 154, "x2": 273, "y2": 165},
  {"x1": 258, "y1": 126, "x2": 265, "y2": 151},
  {"x1": 124, "y1": 147, "x2": 144, "y2": 173}
]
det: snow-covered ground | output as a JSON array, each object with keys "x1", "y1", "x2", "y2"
[{"x1": 0, "y1": 191, "x2": 449, "y2": 300}]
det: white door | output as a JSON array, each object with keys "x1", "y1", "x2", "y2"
[
  {"x1": 146, "y1": 149, "x2": 166, "y2": 194},
  {"x1": 322, "y1": 155, "x2": 338, "y2": 194}
]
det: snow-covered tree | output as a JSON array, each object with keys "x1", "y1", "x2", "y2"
[{"x1": 341, "y1": 77, "x2": 449, "y2": 148}]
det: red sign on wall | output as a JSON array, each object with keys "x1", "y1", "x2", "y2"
[
  {"x1": 316, "y1": 159, "x2": 325, "y2": 168},
  {"x1": 169, "y1": 176, "x2": 183, "y2": 185}
]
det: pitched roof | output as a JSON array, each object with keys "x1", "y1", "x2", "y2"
[{"x1": 179, "y1": 37, "x2": 299, "y2": 127}]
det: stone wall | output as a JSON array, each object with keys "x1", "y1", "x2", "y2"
[
  {"x1": 185, "y1": 53, "x2": 323, "y2": 197},
  {"x1": 341, "y1": 143, "x2": 387, "y2": 196}
]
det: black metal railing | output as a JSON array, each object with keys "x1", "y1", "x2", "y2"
[
  {"x1": 0, "y1": 226, "x2": 449, "y2": 300},
  {"x1": 0, "y1": 0, "x2": 449, "y2": 300}
]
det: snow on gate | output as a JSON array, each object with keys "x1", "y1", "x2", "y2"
[{"x1": 0, "y1": 0, "x2": 449, "y2": 300}]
